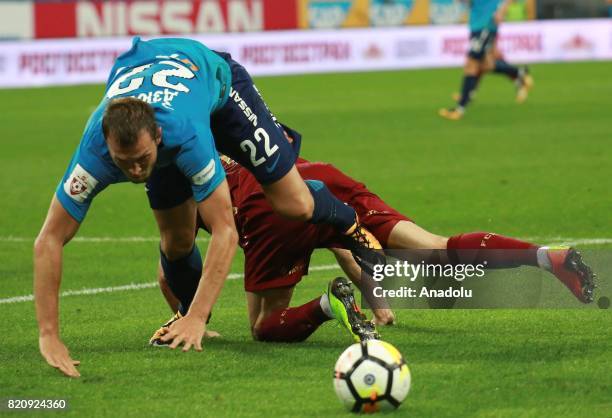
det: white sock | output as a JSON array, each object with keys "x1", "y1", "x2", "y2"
[
  {"x1": 537, "y1": 247, "x2": 552, "y2": 272},
  {"x1": 319, "y1": 293, "x2": 334, "y2": 319}
]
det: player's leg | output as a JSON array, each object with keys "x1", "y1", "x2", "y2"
[
  {"x1": 147, "y1": 197, "x2": 202, "y2": 346},
  {"x1": 248, "y1": 286, "x2": 328, "y2": 342},
  {"x1": 247, "y1": 286, "x2": 333, "y2": 343},
  {"x1": 152, "y1": 267, "x2": 220, "y2": 343},
  {"x1": 491, "y1": 45, "x2": 519, "y2": 81},
  {"x1": 210, "y1": 53, "x2": 383, "y2": 265},
  {"x1": 386, "y1": 221, "x2": 595, "y2": 302},
  {"x1": 387, "y1": 221, "x2": 537, "y2": 267},
  {"x1": 157, "y1": 262, "x2": 180, "y2": 313},
  {"x1": 144, "y1": 164, "x2": 204, "y2": 330},
  {"x1": 153, "y1": 197, "x2": 201, "y2": 315},
  {"x1": 249, "y1": 280, "x2": 378, "y2": 343},
  {"x1": 491, "y1": 45, "x2": 534, "y2": 103},
  {"x1": 440, "y1": 30, "x2": 493, "y2": 120},
  {"x1": 324, "y1": 169, "x2": 594, "y2": 304}
]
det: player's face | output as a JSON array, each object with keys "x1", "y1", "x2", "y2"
[{"x1": 107, "y1": 128, "x2": 161, "y2": 183}]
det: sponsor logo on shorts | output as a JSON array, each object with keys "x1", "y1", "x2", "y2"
[
  {"x1": 265, "y1": 154, "x2": 281, "y2": 173},
  {"x1": 192, "y1": 159, "x2": 216, "y2": 186},
  {"x1": 63, "y1": 164, "x2": 99, "y2": 203},
  {"x1": 229, "y1": 87, "x2": 258, "y2": 127}
]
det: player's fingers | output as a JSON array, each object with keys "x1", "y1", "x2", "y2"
[
  {"x1": 195, "y1": 340, "x2": 203, "y2": 352},
  {"x1": 48, "y1": 354, "x2": 68, "y2": 370},
  {"x1": 159, "y1": 328, "x2": 172, "y2": 341},
  {"x1": 73, "y1": 360, "x2": 81, "y2": 366},
  {"x1": 182, "y1": 341, "x2": 193, "y2": 352},
  {"x1": 45, "y1": 357, "x2": 60, "y2": 368},
  {"x1": 168, "y1": 334, "x2": 183, "y2": 350},
  {"x1": 59, "y1": 360, "x2": 80, "y2": 378}
]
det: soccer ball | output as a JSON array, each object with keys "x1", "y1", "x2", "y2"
[{"x1": 333, "y1": 340, "x2": 411, "y2": 413}]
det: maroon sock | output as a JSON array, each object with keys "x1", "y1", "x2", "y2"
[
  {"x1": 254, "y1": 297, "x2": 331, "y2": 343},
  {"x1": 446, "y1": 232, "x2": 539, "y2": 268}
]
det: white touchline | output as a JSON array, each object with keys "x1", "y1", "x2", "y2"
[
  {"x1": 0, "y1": 264, "x2": 343, "y2": 305},
  {"x1": 2, "y1": 236, "x2": 611, "y2": 245},
  {"x1": 1, "y1": 237, "x2": 610, "y2": 305},
  {"x1": 0, "y1": 236, "x2": 210, "y2": 243}
]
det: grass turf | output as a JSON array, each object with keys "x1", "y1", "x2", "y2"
[{"x1": 1, "y1": 61, "x2": 611, "y2": 417}]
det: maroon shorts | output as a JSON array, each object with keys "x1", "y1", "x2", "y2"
[{"x1": 239, "y1": 162, "x2": 412, "y2": 292}]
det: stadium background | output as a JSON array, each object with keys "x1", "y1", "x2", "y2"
[
  {"x1": 1, "y1": 1, "x2": 611, "y2": 417},
  {"x1": 1, "y1": 0, "x2": 612, "y2": 87}
]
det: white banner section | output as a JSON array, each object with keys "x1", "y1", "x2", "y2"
[{"x1": 0, "y1": 19, "x2": 610, "y2": 88}]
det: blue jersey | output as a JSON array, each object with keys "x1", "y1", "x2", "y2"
[
  {"x1": 56, "y1": 37, "x2": 232, "y2": 222},
  {"x1": 469, "y1": 0, "x2": 502, "y2": 32}
]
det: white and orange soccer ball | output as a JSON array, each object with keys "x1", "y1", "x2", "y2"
[{"x1": 333, "y1": 340, "x2": 411, "y2": 413}]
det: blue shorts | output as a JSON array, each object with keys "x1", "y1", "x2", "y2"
[
  {"x1": 146, "y1": 52, "x2": 302, "y2": 210},
  {"x1": 468, "y1": 30, "x2": 497, "y2": 60},
  {"x1": 211, "y1": 52, "x2": 300, "y2": 184}
]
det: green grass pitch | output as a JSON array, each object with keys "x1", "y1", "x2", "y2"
[{"x1": 0, "y1": 61, "x2": 611, "y2": 417}]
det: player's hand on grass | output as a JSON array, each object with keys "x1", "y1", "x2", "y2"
[
  {"x1": 39, "y1": 335, "x2": 81, "y2": 378},
  {"x1": 161, "y1": 314, "x2": 206, "y2": 352},
  {"x1": 373, "y1": 309, "x2": 395, "y2": 326}
]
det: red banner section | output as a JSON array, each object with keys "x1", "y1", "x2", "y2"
[{"x1": 34, "y1": 0, "x2": 298, "y2": 38}]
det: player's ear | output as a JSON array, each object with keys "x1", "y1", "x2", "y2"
[{"x1": 155, "y1": 127, "x2": 162, "y2": 145}]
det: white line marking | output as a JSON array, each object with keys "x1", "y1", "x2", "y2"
[
  {"x1": 0, "y1": 264, "x2": 342, "y2": 305},
  {"x1": 1, "y1": 236, "x2": 210, "y2": 243},
  {"x1": 1, "y1": 237, "x2": 610, "y2": 305},
  {"x1": 542, "y1": 238, "x2": 612, "y2": 246},
  {"x1": 2, "y1": 236, "x2": 611, "y2": 245}
]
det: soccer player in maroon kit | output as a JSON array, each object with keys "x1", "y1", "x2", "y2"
[{"x1": 152, "y1": 142, "x2": 595, "y2": 345}]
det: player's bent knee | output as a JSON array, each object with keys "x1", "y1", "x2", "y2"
[
  {"x1": 160, "y1": 233, "x2": 196, "y2": 260},
  {"x1": 251, "y1": 325, "x2": 264, "y2": 341},
  {"x1": 251, "y1": 320, "x2": 270, "y2": 342},
  {"x1": 465, "y1": 58, "x2": 481, "y2": 75}
]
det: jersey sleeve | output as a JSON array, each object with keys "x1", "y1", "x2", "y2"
[
  {"x1": 55, "y1": 148, "x2": 116, "y2": 223},
  {"x1": 175, "y1": 123, "x2": 225, "y2": 203}
]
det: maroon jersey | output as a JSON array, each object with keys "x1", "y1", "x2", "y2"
[{"x1": 220, "y1": 158, "x2": 411, "y2": 292}]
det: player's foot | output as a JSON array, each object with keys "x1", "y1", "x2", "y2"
[
  {"x1": 516, "y1": 67, "x2": 534, "y2": 104},
  {"x1": 439, "y1": 107, "x2": 464, "y2": 121},
  {"x1": 343, "y1": 219, "x2": 386, "y2": 277},
  {"x1": 149, "y1": 311, "x2": 182, "y2": 347},
  {"x1": 327, "y1": 277, "x2": 380, "y2": 342},
  {"x1": 548, "y1": 247, "x2": 596, "y2": 303}
]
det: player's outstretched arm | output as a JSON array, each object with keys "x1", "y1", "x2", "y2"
[
  {"x1": 160, "y1": 180, "x2": 238, "y2": 352},
  {"x1": 34, "y1": 196, "x2": 81, "y2": 377}
]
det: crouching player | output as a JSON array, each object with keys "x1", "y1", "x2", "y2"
[{"x1": 152, "y1": 147, "x2": 596, "y2": 346}]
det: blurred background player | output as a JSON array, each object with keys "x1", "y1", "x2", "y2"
[
  {"x1": 440, "y1": 0, "x2": 534, "y2": 120},
  {"x1": 153, "y1": 147, "x2": 595, "y2": 346}
]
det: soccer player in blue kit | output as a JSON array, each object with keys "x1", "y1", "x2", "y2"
[
  {"x1": 439, "y1": 0, "x2": 534, "y2": 120},
  {"x1": 33, "y1": 37, "x2": 382, "y2": 377}
]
